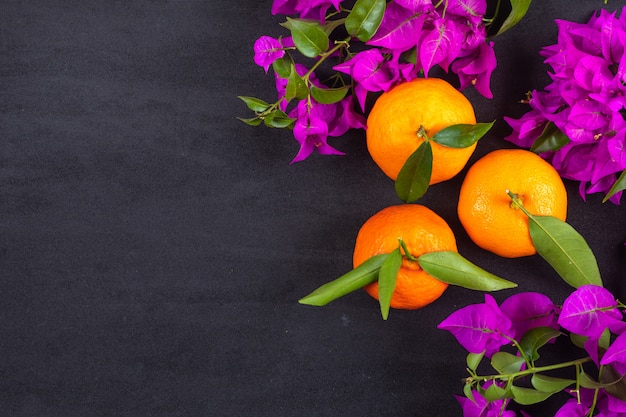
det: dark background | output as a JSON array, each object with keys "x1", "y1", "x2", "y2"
[{"x1": 2, "y1": 1, "x2": 625, "y2": 416}]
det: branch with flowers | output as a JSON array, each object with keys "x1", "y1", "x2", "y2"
[{"x1": 239, "y1": 0, "x2": 531, "y2": 163}]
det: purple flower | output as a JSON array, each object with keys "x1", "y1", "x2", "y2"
[
  {"x1": 438, "y1": 294, "x2": 514, "y2": 357},
  {"x1": 600, "y1": 331, "x2": 626, "y2": 375},
  {"x1": 367, "y1": 2, "x2": 429, "y2": 51},
  {"x1": 451, "y1": 41, "x2": 496, "y2": 98},
  {"x1": 554, "y1": 398, "x2": 589, "y2": 417},
  {"x1": 289, "y1": 100, "x2": 344, "y2": 163},
  {"x1": 455, "y1": 384, "x2": 515, "y2": 417},
  {"x1": 254, "y1": 36, "x2": 286, "y2": 73},
  {"x1": 499, "y1": 292, "x2": 559, "y2": 342},
  {"x1": 558, "y1": 285, "x2": 625, "y2": 339},
  {"x1": 505, "y1": 7, "x2": 626, "y2": 203},
  {"x1": 271, "y1": 0, "x2": 343, "y2": 22}
]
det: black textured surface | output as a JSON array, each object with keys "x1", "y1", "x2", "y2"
[{"x1": 2, "y1": 1, "x2": 625, "y2": 416}]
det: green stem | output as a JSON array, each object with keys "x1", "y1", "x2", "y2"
[
  {"x1": 468, "y1": 356, "x2": 592, "y2": 384},
  {"x1": 304, "y1": 37, "x2": 350, "y2": 81}
]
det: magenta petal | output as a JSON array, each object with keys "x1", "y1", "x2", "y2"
[
  {"x1": 419, "y1": 19, "x2": 461, "y2": 74},
  {"x1": 600, "y1": 331, "x2": 626, "y2": 374},
  {"x1": 253, "y1": 36, "x2": 285, "y2": 73},
  {"x1": 500, "y1": 292, "x2": 558, "y2": 341},
  {"x1": 558, "y1": 285, "x2": 622, "y2": 338},
  {"x1": 367, "y1": 2, "x2": 427, "y2": 50}
]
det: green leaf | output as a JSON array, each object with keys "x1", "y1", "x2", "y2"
[
  {"x1": 310, "y1": 85, "x2": 349, "y2": 104},
  {"x1": 531, "y1": 374, "x2": 575, "y2": 393},
  {"x1": 519, "y1": 327, "x2": 562, "y2": 362},
  {"x1": 238, "y1": 96, "x2": 271, "y2": 112},
  {"x1": 483, "y1": 382, "x2": 508, "y2": 401},
  {"x1": 463, "y1": 383, "x2": 475, "y2": 402},
  {"x1": 283, "y1": 17, "x2": 329, "y2": 58},
  {"x1": 285, "y1": 64, "x2": 309, "y2": 102},
  {"x1": 466, "y1": 351, "x2": 485, "y2": 372},
  {"x1": 237, "y1": 116, "x2": 263, "y2": 126},
  {"x1": 345, "y1": 0, "x2": 386, "y2": 42},
  {"x1": 417, "y1": 251, "x2": 518, "y2": 291},
  {"x1": 263, "y1": 110, "x2": 296, "y2": 128},
  {"x1": 298, "y1": 254, "x2": 388, "y2": 306},
  {"x1": 570, "y1": 332, "x2": 587, "y2": 349},
  {"x1": 395, "y1": 141, "x2": 432, "y2": 202},
  {"x1": 272, "y1": 54, "x2": 294, "y2": 78},
  {"x1": 578, "y1": 369, "x2": 606, "y2": 389},
  {"x1": 603, "y1": 169, "x2": 626, "y2": 203},
  {"x1": 377, "y1": 248, "x2": 402, "y2": 320},
  {"x1": 491, "y1": 351, "x2": 525, "y2": 374},
  {"x1": 431, "y1": 121, "x2": 495, "y2": 148},
  {"x1": 530, "y1": 121, "x2": 570, "y2": 153},
  {"x1": 526, "y1": 214, "x2": 603, "y2": 288},
  {"x1": 494, "y1": 0, "x2": 533, "y2": 37},
  {"x1": 600, "y1": 365, "x2": 626, "y2": 401},
  {"x1": 510, "y1": 385, "x2": 555, "y2": 405}
]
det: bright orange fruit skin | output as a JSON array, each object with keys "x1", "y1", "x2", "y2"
[
  {"x1": 366, "y1": 78, "x2": 477, "y2": 184},
  {"x1": 353, "y1": 204, "x2": 457, "y2": 310},
  {"x1": 457, "y1": 149, "x2": 568, "y2": 258}
]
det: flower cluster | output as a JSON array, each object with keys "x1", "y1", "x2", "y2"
[
  {"x1": 504, "y1": 8, "x2": 626, "y2": 204},
  {"x1": 245, "y1": 0, "x2": 507, "y2": 163},
  {"x1": 439, "y1": 285, "x2": 626, "y2": 417}
]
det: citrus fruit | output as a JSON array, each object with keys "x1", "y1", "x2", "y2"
[
  {"x1": 352, "y1": 204, "x2": 457, "y2": 310},
  {"x1": 366, "y1": 77, "x2": 477, "y2": 184},
  {"x1": 457, "y1": 149, "x2": 568, "y2": 258}
]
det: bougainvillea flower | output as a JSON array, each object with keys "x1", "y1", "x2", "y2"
[
  {"x1": 558, "y1": 285, "x2": 625, "y2": 339},
  {"x1": 455, "y1": 383, "x2": 515, "y2": 417},
  {"x1": 499, "y1": 292, "x2": 559, "y2": 342},
  {"x1": 367, "y1": 1, "x2": 429, "y2": 51},
  {"x1": 451, "y1": 41, "x2": 496, "y2": 98},
  {"x1": 254, "y1": 36, "x2": 286, "y2": 73},
  {"x1": 289, "y1": 100, "x2": 344, "y2": 163},
  {"x1": 505, "y1": 8, "x2": 626, "y2": 204},
  {"x1": 438, "y1": 294, "x2": 513, "y2": 357},
  {"x1": 419, "y1": 18, "x2": 463, "y2": 74},
  {"x1": 600, "y1": 331, "x2": 626, "y2": 375},
  {"x1": 327, "y1": 95, "x2": 366, "y2": 137},
  {"x1": 271, "y1": 0, "x2": 343, "y2": 22},
  {"x1": 554, "y1": 398, "x2": 589, "y2": 417}
]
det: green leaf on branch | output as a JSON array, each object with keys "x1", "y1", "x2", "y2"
[
  {"x1": 310, "y1": 85, "x2": 349, "y2": 104},
  {"x1": 263, "y1": 110, "x2": 296, "y2": 128},
  {"x1": 483, "y1": 382, "x2": 509, "y2": 401},
  {"x1": 466, "y1": 351, "x2": 485, "y2": 372},
  {"x1": 519, "y1": 326, "x2": 562, "y2": 362},
  {"x1": 395, "y1": 140, "x2": 432, "y2": 202},
  {"x1": 417, "y1": 251, "x2": 518, "y2": 291},
  {"x1": 531, "y1": 374, "x2": 575, "y2": 393},
  {"x1": 285, "y1": 64, "x2": 309, "y2": 102},
  {"x1": 491, "y1": 351, "x2": 525, "y2": 374},
  {"x1": 238, "y1": 96, "x2": 271, "y2": 112},
  {"x1": 282, "y1": 17, "x2": 329, "y2": 58},
  {"x1": 603, "y1": 169, "x2": 626, "y2": 203},
  {"x1": 600, "y1": 365, "x2": 626, "y2": 401},
  {"x1": 530, "y1": 121, "x2": 570, "y2": 153},
  {"x1": 377, "y1": 248, "x2": 402, "y2": 320},
  {"x1": 298, "y1": 254, "x2": 388, "y2": 306},
  {"x1": 510, "y1": 385, "x2": 555, "y2": 405},
  {"x1": 345, "y1": 0, "x2": 386, "y2": 42},
  {"x1": 507, "y1": 192, "x2": 603, "y2": 289},
  {"x1": 237, "y1": 116, "x2": 263, "y2": 126},
  {"x1": 493, "y1": 0, "x2": 533, "y2": 37},
  {"x1": 431, "y1": 121, "x2": 495, "y2": 148},
  {"x1": 272, "y1": 54, "x2": 294, "y2": 78}
]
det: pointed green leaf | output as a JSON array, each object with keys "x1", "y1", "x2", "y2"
[
  {"x1": 463, "y1": 383, "x2": 475, "y2": 402},
  {"x1": 238, "y1": 96, "x2": 271, "y2": 112},
  {"x1": 431, "y1": 121, "x2": 495, "y2": 148},
  {"x1": 530, "y1": 121, "x2": 570, "y2": 153},
  {"x1": 378, "y1": 248, "x2": 402, "y2": 320},
  {"x1": 603, "y1": 169, "x2": 626, "y2": 203},
  {"x1": 263, "y1": 110, "x2": 296, "y2": 128},
  {"x1": 345, "y1": 0, "x2": 386, "y2": 42},
  {"x1": 519, "y1": 326, "x2": 562, "y2": 362},
  {"x1": 578, "y1": 369, "x2": 606, "y2": 389},
  {"x1": 493, "y1": 0, "x2": 533, "y2": 37},
  {"x1": 600, "y1": 365, "x2": 626, "y2": 401},
  {"x1": 282, "y1": 17, "x2": 329, "y2": 58},
  {"x1": 298, "y1": 254, "x2": 388, "y2": 306},
  {"x1": 310, "y1": 85, "x2": 349, "y2": 104},
  {"x1": 272, "y1": 54, "x2": 294, "y2": 78},
  {"x1": 510, "y1": 385, "x2": 555, "y2": 405},
  {"x1": 237, "y1": 116, "x2": 263, "y2": 126},
  {"x1": 484, "y1": 382, "x2": 509, "y2": 401},
  {"x1": 491, "y1": 351, "x2": 525, "y2": 374},
  {"x1": 285, "y1": 64, "x2": 309, "y2": 102},
  {"x1": 466, "y1": 351, "x2": 485, "y2": 372},
  {"x1": 395, "y1": 141, "x2": 432, "y2": 202},
  {"x1": 531, "y1": 374, "x2": 574, "y2": 393},
  {"x1": 526, "y1": 214, "x2": 603, "y2": 288},
  {"x1": 417, "y1": 251, "x2": 518, "y2": 291}
]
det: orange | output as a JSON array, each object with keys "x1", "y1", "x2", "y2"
[
  {"x1": 366, "y1": 77, "x2": 477, "y2": 184},
  {"x1": 457, "y1": 149, "x2": 568, "y2": 258},
  {"x1": 352, "y1": 204, "x2": 457, "y2": 310}
]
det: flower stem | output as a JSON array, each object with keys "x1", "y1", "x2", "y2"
[{"x1": 468, "y1": 356, "x2": 592, "y2": 384}]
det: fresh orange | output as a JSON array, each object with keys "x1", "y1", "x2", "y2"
[
  {"x1": 352, "y1": 204, "x2": 457, "y2": 310},
  {"x1": 457, "y1": 149, "x2": 568, "y2": 258},
  {"x1": 366, "y1": 77, "x2": 477, "y2": 184}
]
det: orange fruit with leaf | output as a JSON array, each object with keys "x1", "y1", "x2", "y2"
[{"x1": 457, "y1": 149, "x2": 568, "y2": 258}]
